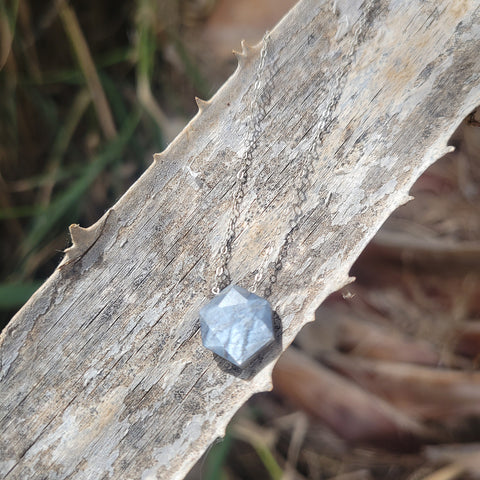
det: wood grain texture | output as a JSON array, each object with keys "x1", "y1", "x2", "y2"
[{"x1": 1, "y1": 1, "x2": 480, "y2": 478}]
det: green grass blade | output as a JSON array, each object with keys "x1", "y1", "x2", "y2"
[
  {"x1": 204, "y1": 431, "x2": 233, "y2": 480},
  {"x1": 0, "y1": 281, "x2": 43, "y2": 309},
  {"x1": 100, "y1": 72, "x2": 129, "y2": 125},
  {"x1": 0, "y1": 204, "x2": 46, "y2": 219},
  {"x1": 21, "y1": 110, "x2": 141, "y2": 259},
  {"x1": 251, "y1": 441, "x2": 284, "y2": 480}
]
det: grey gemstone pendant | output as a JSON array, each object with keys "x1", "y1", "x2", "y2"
[{"x1": 200, "y1": 285, "x2": 274, "y2": 367}]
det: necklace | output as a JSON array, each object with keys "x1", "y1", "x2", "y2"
[{"x1": 199, "y1": 3, "x2": 373, "y2": 368}]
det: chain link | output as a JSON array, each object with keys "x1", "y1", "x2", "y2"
[
  {"x1": 212, "y1": 32, "x2": 274, "y2": 295},
  {"x1": 212, "y1": 1, "x2": 375, "y2": 297}
]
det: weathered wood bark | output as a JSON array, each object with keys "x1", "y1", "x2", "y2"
[{"x1": 1, "y1": 1, "x2": 480, "y2": 478}]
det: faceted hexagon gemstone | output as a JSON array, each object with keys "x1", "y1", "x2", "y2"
[{"x1": 200, "y1": 284, "x2": 274, "y2": 367}]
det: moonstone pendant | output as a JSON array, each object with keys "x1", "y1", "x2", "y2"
[{"x1": 200, "y1": 285, "x2": 274, "y2": 367}]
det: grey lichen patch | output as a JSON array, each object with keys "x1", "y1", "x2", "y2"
[
  {"x1": 14, "y1": 386, "x2": 129, "y2": 479},
  {"x1": 141, "y1": 414, "x2": 205, "y2": 479},
  {"x1": 330, "y1": 185, "x2": 366, "y2": 226}
]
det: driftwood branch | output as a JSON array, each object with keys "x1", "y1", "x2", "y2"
[{"x1": 1, "y1": 0, "x2": 480, "y2": 478}]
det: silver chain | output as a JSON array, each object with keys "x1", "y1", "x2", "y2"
[
  {"x1": 212, "y1": 1, "x2": 374, "y2": 297},
  {"x1": 212, "y1": 32, "x2": 274, "y2": 295}
]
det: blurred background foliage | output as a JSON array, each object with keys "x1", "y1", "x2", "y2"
[{"x1": 3, "y1": 1, "x2": 480, "y2": 479}]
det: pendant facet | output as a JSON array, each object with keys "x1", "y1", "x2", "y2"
[{"x1": 200, "y1": 285, "x2": 274, "y2": 367}]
